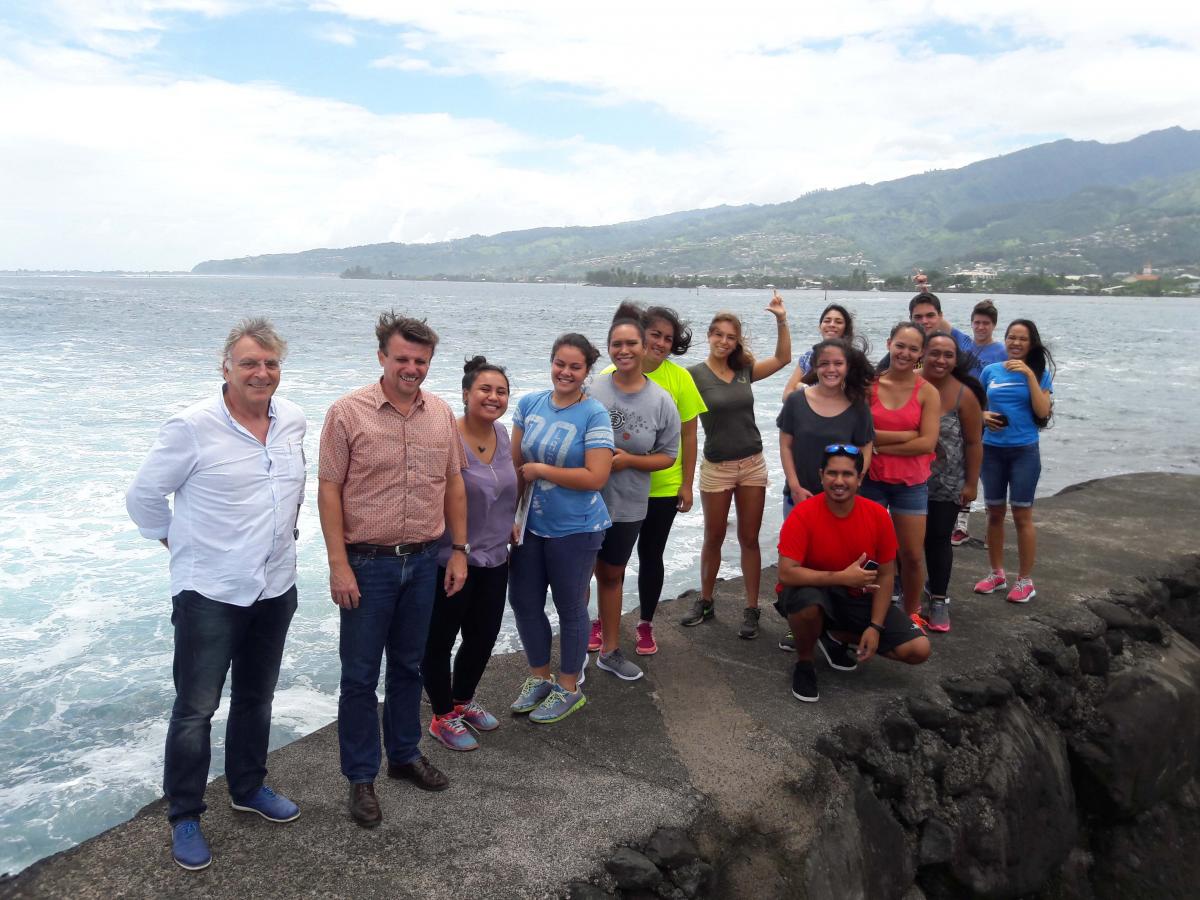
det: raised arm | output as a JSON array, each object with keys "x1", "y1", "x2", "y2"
[{"x1": 751, "y1": 291, "x2": 792, "y2": 382}]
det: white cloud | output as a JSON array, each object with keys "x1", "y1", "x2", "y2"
[{"x1": 2, "y1": 2, "x2": 1199, "y2": 268}]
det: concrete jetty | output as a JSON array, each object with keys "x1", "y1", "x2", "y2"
[{"x1": 6, "y1": 472, "x2": 1200, "y2": 899}]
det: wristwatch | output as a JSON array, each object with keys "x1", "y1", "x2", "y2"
[
  {"x1": 868, "y1": 622, "x2": 885, "y2": 634},
  {"x1": 452, "y1": 543, "x2": 471, "y2": 555}
]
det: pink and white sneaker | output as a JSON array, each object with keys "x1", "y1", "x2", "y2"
[
  {"x1": 587, "y1": 618, "x2": 602, "y2": 652},
  {"x1": 974, "y1": 570, "x2": 1008, "y2": 594},
  {"x1": 635, "y1": 621, "x2": 658, "y2": 656},
  {"x1": 1006, "y1": 577, "x2": 1037, "y2": 604}
]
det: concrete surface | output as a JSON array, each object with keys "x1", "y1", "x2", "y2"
[{"x1": 6, "y1": 472, "x2": 1200, "y2": 899}]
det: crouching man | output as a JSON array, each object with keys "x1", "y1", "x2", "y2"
[{"x1": 777, "y1": 444, "x2": 931, "y2": 702}]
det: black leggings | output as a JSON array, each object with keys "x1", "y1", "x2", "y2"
[
  {"x1": 422, "y1": 562, "x2": 508, "y2": 716},
  {"x1": 636, "y1": 496, "x2": 679, "y2": 622},
  {"x1": 925, "y1": 500, "x2": 960, "y2": 597}
]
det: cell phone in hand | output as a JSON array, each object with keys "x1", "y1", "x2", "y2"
[
  {"x1": 864, "y1": 559, "x2": 879, "y2": 571},
  {"x1": 992, "y1": 413, "x2": 1009, "y2": 428}
]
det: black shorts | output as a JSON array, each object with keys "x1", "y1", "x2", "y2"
[
  {"x1": 597, "y1": 520, "x2": 643, "y2": 567},
  {"x1": 776, "y1": 585, "x2": 924, "y2": 654}
]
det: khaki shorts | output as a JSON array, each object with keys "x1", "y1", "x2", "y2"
[{"x1": 699, "y1": 453, "x2": 769, "y2": 492}]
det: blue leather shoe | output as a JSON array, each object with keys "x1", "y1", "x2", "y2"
[
  {"x1": 171, "y1": 820, "x2": 211, "y2": 871},
  {"x1": 230, "y1": 785, "x2": 300, "y2": 823}
]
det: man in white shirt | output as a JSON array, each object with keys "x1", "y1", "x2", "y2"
[{"x1": 126, "y1": 318, "x2": 306, "y2": 871}]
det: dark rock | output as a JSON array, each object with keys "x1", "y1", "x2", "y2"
[
  {"x1": 643, "y1": 828, "x2": 699, "y2": 870},
  {"x1": 914, "y1": 732, "x2": 950, "y2": 781},
  {"x1": 898, "y1": 774, "x2": 939, "y2": 826},
  {"x1": 946, "y1": 704, "x2": 1077, "y2": 897},
  {"x1": 1034, "y1": 606, "x2": 1106, "y2": 645},
  {"x1": 919, "y1": 819, "x2": 955, "y2": 866},
  {"x1": 605, "y1": 848, "x2": 662, "y2": 891},
  {"x1": 907, "y1": 695, "x2": 955, "y2": 730},
  {"x1": 940, "y1": 721, "x2": 963, "y2": 747},
  {"x1": 1041, "y1": 678, "x2": 1078, "y2": 720},
  {"x1": 943, "y1": 675, "x2": 1014, "y2": 712},
  {"x1": 1077, "y1": 638, "x2": 1111, "y2": 677},
  {"x1": 1086, "y1": 599, "x2": 1164, "y2": 643},
  {"x1": 804, "y1": 773, "x2": 915, "y2": 900},
  {"x1": 668, "y1": 861, "x2": 714, "y2": 899},
  {"x1": 818, "y1": 723, "x2": 873, "y2": 763},
  {"x1": 1070, "y1": 638, "x2": 1200, "y2": 816},
  {"x1": 675, "y1": 588, "x2": 700, "y2": 601},
  {"x1": 1103, "y1": 629, "x2": 1126, "y2": 657},
  {"x1": 567, "y1": 884, "x2": 612, "y2": 900},
  {"x1": 883, "y1": 714, "x2": 919, "y2": 753},
  {"x1": 942, "y1": 745, "x2": 986, "y2": 796}
]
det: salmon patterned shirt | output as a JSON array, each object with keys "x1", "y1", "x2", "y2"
[{"x1": 318, "y1": 380, "x2": 467, "y2": 546}]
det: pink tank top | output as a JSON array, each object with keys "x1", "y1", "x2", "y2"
[{"x1": 869, "y1": 377, "x2": 934, "y2": 486}]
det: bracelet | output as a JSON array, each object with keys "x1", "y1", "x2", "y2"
[{"x1": 868, "y1": 622, "x2": 885, "y2": 634}]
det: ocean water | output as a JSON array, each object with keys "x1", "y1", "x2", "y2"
[{"x1": 1, "y1": 275, "x2": 1197, "y2": 873}]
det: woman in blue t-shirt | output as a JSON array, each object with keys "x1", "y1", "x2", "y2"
[
  {"x1": 508, "y1": 333, "x2": 614, "y2": 724},
  {"x1": 973, "y1": 319, "x2": 1055, "y2": 605}
]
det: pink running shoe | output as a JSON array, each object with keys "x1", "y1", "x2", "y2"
[
  {"x1": 635, "y1": 621, "x2": 658, "y2": 656},
  {"x1": 587, "y1": 618, "x2": 602, "y2": 652},
  {"x1": 428, "y1": 712, "x2": 478, "y2": 752},
  {"x1": 1006, "y1": 577, "x2": 1036, "y2": 604},
  {"x1": 974, "y1": 570, "x2": 1008, "y2": 594}
]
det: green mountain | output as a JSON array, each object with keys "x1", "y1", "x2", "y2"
[{"x1": 193, "y1": 127, "x2": 1200, "y2": 278}]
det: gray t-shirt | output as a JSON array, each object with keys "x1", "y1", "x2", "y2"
[
  {"x1": 776, "y1": 390, "x2": 875, "y2": 496},
  {"x1": 588, "y1": 374, "x2": 681, "y2": 522},
  {"x1": 688, "y1": 364, "x2": 762, "y2": 462}
]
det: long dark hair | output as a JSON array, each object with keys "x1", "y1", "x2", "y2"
[
  {"x1": 1006, "y1": 319, "x2": 1055, "y2": 427},
  {"x1": 800, "y1": 338, "x2": 875, "y2": 406},
  {"x1": 924, "y1": 332, "x2": 986, "y2": 410},
  {"x1": 644, "y1": 305, "x2": 693, "y2": 355},
  {"x1": 818, "y1": 303, "x2": 870, "y2": 358}
]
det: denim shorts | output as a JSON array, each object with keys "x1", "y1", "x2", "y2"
[
  {"x1": 859, "y1": 477, "x2": 928, "y2": 516},
  {"x1": 981, "y1": 443, "x2": 1041, "y2": 508}
]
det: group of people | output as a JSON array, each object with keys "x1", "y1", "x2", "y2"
[{"x1": 126, "y1": 286, "x2": 1054, "y2": 870}]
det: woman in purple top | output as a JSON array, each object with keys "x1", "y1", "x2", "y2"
[{"x1": 422, "y1": 356, "x2": 519, "y2": 752}]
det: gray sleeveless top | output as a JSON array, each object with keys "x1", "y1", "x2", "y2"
[{"x1": 928, "y1": 385, "x2": 965, "y2": 502}]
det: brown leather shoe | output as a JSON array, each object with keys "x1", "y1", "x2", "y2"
[
  {"x1": 349, "y1": 782, "x2": 382, "y2": 828},
  {"x1": 386, "y1": 754, "x2": 449, "y2": 791}
]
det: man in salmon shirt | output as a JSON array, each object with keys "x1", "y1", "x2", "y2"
[{"x1": 776, "y1": 444, "x2": 931, "y2": 702}]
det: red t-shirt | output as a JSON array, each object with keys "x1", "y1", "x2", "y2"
[{"x1": 777, "y1": 494, "x2": 898, "y2": 573}]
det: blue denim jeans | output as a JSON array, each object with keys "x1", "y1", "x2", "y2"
[
  {"x1": 164, "y1": 585, "x2": 297, "y2": 823},
  {"x1": 338, "y1": 547, "x2": 438, "y2": 782},
  {"x1": 508, "y1": 531, "x2": 603, "y2": 676},
  {"x1": 981, "y1": 442, "x2": 1041, "y2": 507}
]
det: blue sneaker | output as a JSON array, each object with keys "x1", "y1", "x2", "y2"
[
  {"x1": 510, "y1": 675, "x2": 554, "y2": 713},
  {"x1": 429, "y1": 711, "x2": 479, "y2": 751},
  {"x1": 529, "y1": 684, "x2": 586, "y2": 724},
  {"x1": 230, "y1": 785, "x2": 300, "y2": 823},
  {"x1": 171, "y1": 820, "x2": 211, "y2": 871}
]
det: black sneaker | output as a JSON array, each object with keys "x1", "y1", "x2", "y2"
[
  {"x1": 681, "y1": 598, "x2": 715, "y2": 627},
  {"x1": 792, "y1": 661, "x2": 819, "y2": 702},
  {"x1": 817, "y1": 632, "x2": 858, "y2": 671},
  {"x1": 778, "y1": 630, "x2": 796, "y2": 652},
  {"x1": 738, "y1": 607, "x2": 760, "y2": 639}
]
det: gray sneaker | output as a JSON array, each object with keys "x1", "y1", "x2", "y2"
[
  {"x1": 681, "y1": 597, "x2": 715, "y2": 626},
  {"x1": 778, "y1": 630, "x2": 796, "y2": 652},
  {"x1": 739, "y1": 606, "x2": 761, "y2": 640},
  {"x1": 529, "y1": 684, "x2": 586, "y2": 724},
  {"x1": 510, "y1": 675, "x2": 554, "y2": 713},
  {"x1": 597, "y1": 648, "x2": 644, "y2": 681},
  {"x1": 928, "y1": 597, "x2": 951, "y2": 633}
]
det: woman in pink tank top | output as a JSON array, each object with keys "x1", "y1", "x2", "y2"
[{"x1": 861, "y1": 322, "x2": 940, "y2": 624}]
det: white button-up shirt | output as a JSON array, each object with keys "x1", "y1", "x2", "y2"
[{"x1": 126, "y1": 388, "x2": 307, "y2": 607}]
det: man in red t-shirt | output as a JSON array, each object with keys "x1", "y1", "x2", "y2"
[{"x1": 777, "y1": 445, "x2": 931, "y2": 701}]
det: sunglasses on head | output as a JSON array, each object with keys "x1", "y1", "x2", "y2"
[{"x1": 823, "y1": 444, "x2": 860, "y2": 455}]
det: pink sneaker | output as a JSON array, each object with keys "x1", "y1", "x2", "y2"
[
  {"x1": 635, "y1": 621, "x2": 658, "y2": 656},
  {"x1": 974, "y1": 570, "x2": 1008, "y2": 594},
  {"x1": 1006, "y1": 577, "x2": 1036, "y2": 604},
  {"x1": 587, "y1": 618, "x2": 602, "y2": 652}
]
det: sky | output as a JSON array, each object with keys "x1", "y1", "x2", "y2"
[{"x1": 2, "y1": 1, "x2": 1199, "y2": 271}]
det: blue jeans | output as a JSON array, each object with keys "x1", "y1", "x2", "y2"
[
  {"x1": 338, "y1": 547, "x2": 438, "y2": 782},
  {"x1": 981, "y1": 442, "x2": 1041, "y2": 507},
  {"x1": 164, "y1": 585, "x2": 297, "y2": 823},
  {"x1": 860, "y1": 477, "x2": 929, "y2": 516},
  {"x1": 508, "y1": 531, "x2": 603, "y2": 676}
]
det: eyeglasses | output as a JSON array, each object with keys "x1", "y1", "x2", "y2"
[{"x1": 823, "y1": 444, "x2": 860, "y2": 455}]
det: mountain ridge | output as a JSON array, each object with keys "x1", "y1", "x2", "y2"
[{"x1": 193, "y1": 127, "x2": 1200, "y2": 277}]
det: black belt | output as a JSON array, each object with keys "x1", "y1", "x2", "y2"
[{"x1": 346, "y1": 541, "x2": 432, "y2": 558}]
